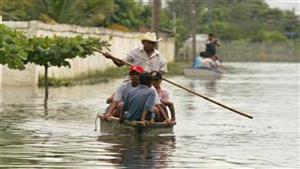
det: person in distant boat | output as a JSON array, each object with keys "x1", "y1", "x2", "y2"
[
  {"x1": 201, "y1": 56, "x2": 218, "y2": 71},
  {"x1": 192, "y1": 52, "x2": 203, "y2": 69},
  {"x1": 120, "y1": 73, "x2": 157, "y2": 126},
  {"x1": 151, "y1": 71, "x2": 176, "y2": 124},
  {"x1": 212, "y1": 55, "x2": 222, "y2": 71},
  {"x1": 205, "y1": 33, "x2": 220, "y2": 58},
  {"x1": 102, "y1": 32, "x2": 167, "y2": 74}
]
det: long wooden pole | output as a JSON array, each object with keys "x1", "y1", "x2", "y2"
[
  {"x1": 162, "y1": 78, "x2": 253, "y2": 119},
  {"x1": 90, "y1": 47, "x2": 253, "y2": 119}
]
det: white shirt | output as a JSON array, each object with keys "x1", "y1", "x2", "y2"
[
  {"x1": 125, "y1": 46, "x2": 167, "y2": 73},
  {"x1": 202, "y1": 58, "x2": 216, "y2": 69}
]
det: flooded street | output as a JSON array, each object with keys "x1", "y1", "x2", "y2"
[{"x1": 1, "y1": 63, "x2": 299, "y2": 168}]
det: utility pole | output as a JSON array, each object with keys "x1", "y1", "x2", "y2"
[
  {"x1": 173, "y1": 12, "x2": 177, "y2": 57},
  {"x1": 191, "y1": 0, "x2": 196, "y2": 60},
  {"x1": 152, "y1": 0, "x2": 161, "y2": 40},
  {"x1": 0, "y1": 15, "x2": 2, "y2": 113},
  {"x1": 172, "y1": 12, "x2": 176, "y2": 35}
]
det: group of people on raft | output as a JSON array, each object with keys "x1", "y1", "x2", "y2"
[
  {"x1": 192, "y1": 33, "x2": 222, "y2": 72},
  {"x1": 100, "y1": 32, "x2": 176, "y2": 126}
]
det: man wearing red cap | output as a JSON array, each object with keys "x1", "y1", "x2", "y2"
[{"x1": 103, "y1": 65, "x2": 144, "y2": 120}]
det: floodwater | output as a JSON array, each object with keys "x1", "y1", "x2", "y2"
[{"x1": 1, "y1": 63, "x2": 299, "y2": 168}]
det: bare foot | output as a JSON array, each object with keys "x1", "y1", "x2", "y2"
[
  {"x1": 164, "y1": 119, "x2": 172, "y2": 125},
  {"x1": 139, "y1": 121, "x2": 149, "y2": 126}
]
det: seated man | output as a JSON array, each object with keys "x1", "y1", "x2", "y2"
[
  {"x1": 151, "y1": 71, "x2": 176, "y2": 124},
  {"x1": 103, "y1": 65, "x2": 144, "y2": 120},
  {"x1": 202, "y1": 56, "x2": 218, "y2": 71},
  {"x1": 120, "y1": 73, "x2": 157, "y2": 125},
  {"x1": 103, "y1": 65, "x2": 166, "y2": 122},
  {"x1": 212, "y1": 55, "x2": 222, "y2": 71},
  {"x1": 192, "y1": 53, "x2": 202, "y2": 69}
]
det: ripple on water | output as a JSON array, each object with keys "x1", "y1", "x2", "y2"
[{"x1": 1, "y1": 63, "x2": 299, "y2": 168}]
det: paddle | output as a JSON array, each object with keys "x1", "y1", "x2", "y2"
[{"x1": 90, "y1": 47, "x2": 253, "y2": 119}]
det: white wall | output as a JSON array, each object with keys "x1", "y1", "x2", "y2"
[
  {"x1": 2, "y1": 64, "x2": 38, "y2": 86},
  {"x1": 1, "y1": 21, "x2": 175, "y2": 85}
]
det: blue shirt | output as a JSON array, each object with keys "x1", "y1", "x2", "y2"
[
  {"x1": 192, "y1": 56, "x2": 202, "y2": 68},
  {"x1": 123, "y1": 84, "x2": 156, "y2": 121}
]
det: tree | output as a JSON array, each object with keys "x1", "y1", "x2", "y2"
[
  {"x1": 24, "y1": 36, "x2": 110, "y2": 109},
  {"x1": 0, "y1": 24, "x2": 28, "y2": 69},
  {"x1": 263, "y1": 31, "x2": 288, "y2": 42},
  {"x1": 165, "y1": 0, "x2": 300, "y2": 47},
  {"x1": 0, "y1": 0, "x2": 117, "y2": 26},
  {"x1": 0, "y1": 0, "x2": 33, "y2": 20},
  {"x1": 104, "y1": 0, "x2": 151, "y2": 30}
]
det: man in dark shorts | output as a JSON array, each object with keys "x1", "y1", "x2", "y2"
[{"x1": 205, "y1": 33, "x2": 220, "y2": 57}]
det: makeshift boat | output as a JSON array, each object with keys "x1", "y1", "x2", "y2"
[
  {"x1": 99, "y1": 114, "x2": 175, "y2": 135},
  {"x1": 184, "y1": 67, "x2": 222, "y2": 78}
]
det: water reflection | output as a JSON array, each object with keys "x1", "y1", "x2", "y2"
[
  {"x1": 1, "y1": 63, "x2": 299, "y2": 168},
  {"x1": 188, "y1": 78, "x2": 219, "y2": 94},
  {"x1": 97, "y1": 135, "x2": 176, "y2": 168}
]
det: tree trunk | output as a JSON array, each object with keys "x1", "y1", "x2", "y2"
[
  {"x1": 44, "y1": 65, "x2": 49, "y2": 110},
  {"x1": 152, "y1": 0, "x2": 160, "y2": 49}
]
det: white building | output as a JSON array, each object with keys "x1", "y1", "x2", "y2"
[{"x1": 179, "y1": 34, "x2": 208, "y2": 60}]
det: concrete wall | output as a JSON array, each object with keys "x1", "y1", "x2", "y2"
[
  {"x1": 179, "y1": 34, "x2": 208, "y2": 60},
  {"x1": 2, "y1": 64, "x2": 38, "y2": 86},
  {"x1": 1, "y1": 21, "x2": 175, "y2": 85}
]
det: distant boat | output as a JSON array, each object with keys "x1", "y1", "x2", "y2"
[
  {"x1": 99, "y1": 114, "x2": 175, "y2": 135},
  {"x1": 184, "y1": 67, "x2": 222, "y2": 78}
]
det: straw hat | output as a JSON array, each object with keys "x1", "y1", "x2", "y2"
[{"x1": 140, "y1": 32, "x2": 161, "y2": 42}]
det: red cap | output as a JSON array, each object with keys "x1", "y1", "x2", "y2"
[{"x1": 129, "y1": 65, "x2": 144, "y2": 74}]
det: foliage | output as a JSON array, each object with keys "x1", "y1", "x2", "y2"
[
  {"x1": 24, "y1": 36, "x2": 110, "y2": 67},
  {"x1": 1, "y1": 0, "x2": 299, "y2": 50},
  {"x1": 0, "y1": 24, "x2": 28, "y2": 69},
  {"x1": 0, "y1": 0, "x2": 151, "y2": 29},
  {"x1": 263, "y1": 31, "x2": 288, "y2": 42},
  {"x1": 0, "y1": 24, "x2": 110, "y2": 70},
  {"x1": 25, "y1": 35, "x2": 110, "y2": 103},
  {"x1": 103, "y1": 0, "x2": 151, "y2": 30},
  {"x1": 0, "y1": 0, "x2": 33, "y2": 20},
  {"x1": 166, "y1": 0, "x2": 300, "y2": 49},
  {"x1": 201, "y1": 21, "x2": 240, "y2": 41},
  {"x1": 108, "y1": 23, "x2": 130, "y2": 32},
  {"x1": 1, "y1": 0, "x2": 117, "y2": 26}
]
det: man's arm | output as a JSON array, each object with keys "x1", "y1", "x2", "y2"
[
  {"x1": 102, "y1": 52, "x2": 125, "y2": 67},
  {"x1": 162, "y1": 101, "x2": 175, "y2": 121},
  {"x1": 106, "y1": 93, "x2": 115, "y2": 104},
  {"x1": 120, "y1": 92, "x2": 130, "y2": 123},
  {"x1": 157, "y1": 104, "x2": 170, "y2": 121},
  {"x1": 105, "y1": 100, "x2": 118, "y2": 117}
]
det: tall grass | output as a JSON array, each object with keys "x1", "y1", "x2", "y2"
[
  {"x1": 39, "y1": 66, "x2": 128, "y2": 87},
  {"x1": 219, "y1": 40, "x2": 300, "y2": 62}
]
